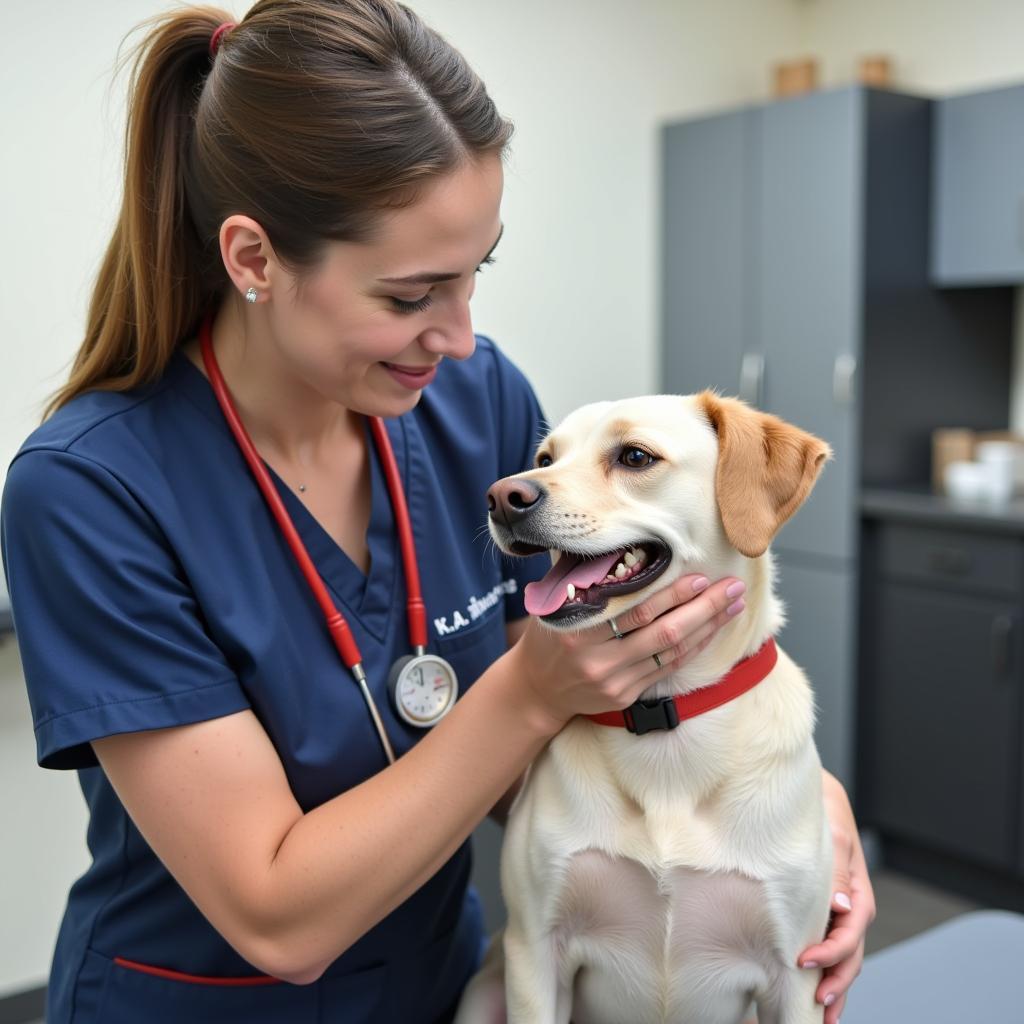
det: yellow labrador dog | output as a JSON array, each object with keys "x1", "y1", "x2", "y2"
[{"x1": 456, "y1": 392, "x2": 834, "y2": 1024}]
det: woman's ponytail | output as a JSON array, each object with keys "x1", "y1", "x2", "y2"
[{"x1": 45, "y1": 7, "x2": 232, "y2": 418}]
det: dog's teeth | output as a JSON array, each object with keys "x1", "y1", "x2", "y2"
[
  {"x1": 566, "y1": 583, "x2": 576, "y2": 600},
  {"x1": 636, "y1": 548, "x2": 647, "y2": 564},
  {"x1": 614, "y1": 562, "x2": 627, "y2": 579},
  {"x1": 604, "y1": 574, "x2": 616, "y2": 582},
  {"x1": 624, "y1": 552, "x2": 637, "y2": 568}
]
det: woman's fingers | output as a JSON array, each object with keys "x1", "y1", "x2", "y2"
[
  {"x1": 824, "y1": 991, "x2": 847, "y2": 1024},
  {"x1": 816, "y1": 937, "x2": 863, "y2": 1022},
  {"x1": 608, "y1": 573, "x2": 715, "y2": 635},
  {"x1": 586, "y1": 578, "x2": 747, "y2": 709},
  {"x1": 616, "y1": 576, "x2": 745, "y2": 667}
]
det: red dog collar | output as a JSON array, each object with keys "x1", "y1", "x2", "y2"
[{"x1": 585, "y1": 637, "x2": 778, "y2": 735}]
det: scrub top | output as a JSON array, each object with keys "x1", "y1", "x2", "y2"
[{"x1": 0, "y1": 334, "x2": 550, "y2": 1024}]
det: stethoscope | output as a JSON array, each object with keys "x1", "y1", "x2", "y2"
[{"x1": 199, "y1": 311, "x2": 459, "y2": 765}]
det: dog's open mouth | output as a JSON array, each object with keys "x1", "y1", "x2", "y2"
[{"x1": 522, "y1": 541, "x2": 671, "y2": 623}]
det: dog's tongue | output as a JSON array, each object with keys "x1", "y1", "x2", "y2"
[{"x1": 524, "y1": 551, "x2": 622, "y2": 617}]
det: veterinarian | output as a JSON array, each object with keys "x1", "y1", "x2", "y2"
[{"x1": 0, "y1": 2, "x2": 874, "y2": 1022}]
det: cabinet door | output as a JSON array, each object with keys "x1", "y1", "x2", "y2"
[
  {"x1": 756, "y1": 87, "x2": 863, "y2": 563},
  {"x1": 661, "y1": 110, "x2": 755, "y2": 397},
  {"x1": 772, "y1": 553, "x2": 857, "y2": 793},
  {"x1": 932, "y1": 84, "x2": 1024, "y2": 285},
  {"x1": 864, "y1": 584, "x2": 1019, "y2": 870}
]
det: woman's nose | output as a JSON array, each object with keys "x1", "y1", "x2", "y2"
[{"x1": 420, "y1": 298, "x2": 476, "y2": 361}]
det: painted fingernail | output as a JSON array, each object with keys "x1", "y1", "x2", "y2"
[
  {"x1": 824, "y1": 993, "x2": 836, "y2": 1007},
  {"x1": 834, "y1": 892, "x2": 852, "y2": 910},
  {"x1": 725, "y1": 580, "x2": 746, "y2": 599},
  {"x1": 801, "y1": 961, "x2": 818, "y2": 969},
  {"x1": 692, "y1": 576, "x2": 710, "y2": 593},
  {"x1": 726, "y1": 598, "x2": 745, "y2": 616}
]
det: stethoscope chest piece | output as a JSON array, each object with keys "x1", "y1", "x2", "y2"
[{"x1": 388, "y1": 652, "x2": 459, "y2": 727}]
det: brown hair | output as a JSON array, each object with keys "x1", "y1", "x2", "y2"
[{"x1": 45, "y1": 0, "x2": 512, "y2": 417}]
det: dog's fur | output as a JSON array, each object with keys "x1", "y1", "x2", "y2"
[{"x1": 455, "y1": 392, "x2": 834, "y2": 1024}]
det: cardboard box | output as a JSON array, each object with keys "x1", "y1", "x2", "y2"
[
  {"x1": 858, "y1": 56, "x2": 893, "y2": 88},
  {"x1": 932, "y1": 429, "x2": 975, "y2": 494},
  {"x1": 773, "y1": 59, "x2": 819, "y2": 98}
]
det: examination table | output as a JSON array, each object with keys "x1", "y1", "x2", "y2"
[{"x1": 840, "y1": 909, "x2": 1024, "y2": 1022}]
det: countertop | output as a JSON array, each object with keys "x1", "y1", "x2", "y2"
[{"x1": 861, "y1": 486, "x2": 1024, "y2": 535}]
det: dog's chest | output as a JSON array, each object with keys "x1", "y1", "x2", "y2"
[{"x1": 556, "y1": 848, "x2": 780, "y2": 1023}]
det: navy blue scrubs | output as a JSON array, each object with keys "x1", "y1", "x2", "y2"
[{"x1": 0, "y1": 335, "x2": 550, "y2": 1024}]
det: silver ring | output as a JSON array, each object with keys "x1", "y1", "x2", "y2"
[
  {"x1": 652, "y1": 651, "x2": 663, "y2": 668},
  {"x1": 608, "y1": 617, "x2": 625, "y2": 640}
]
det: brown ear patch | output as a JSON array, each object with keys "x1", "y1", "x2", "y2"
[{"x1": 697, "y1": 391, "x2": 832, "y2": 558}]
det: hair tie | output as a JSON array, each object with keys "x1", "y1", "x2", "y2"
[{"x1": 209, "y1": 21, "x2": 236, "y2": 58}]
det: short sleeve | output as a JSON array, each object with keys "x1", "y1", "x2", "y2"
[
  {"x1": 486, "y1": 343, "x2": 553, "y2": 621},
  {"x1": 1, "y1": 449, "x2": 250, "y2": 770}
]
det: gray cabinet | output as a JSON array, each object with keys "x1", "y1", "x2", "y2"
[
  {"x1": 661, "y1": 86, "x2": 1013, "y2": 798},
  {"x1": 859, "y1": 519, "x2": 1024, "y2": 874},
  {"x1": 755, "y1": 89, "x2": 862, "y2": 564},
  {"x1": 773, "y1": 553, "x2": 857, "y2": 786},
  {"x1": 661, "y1": 109, "x2": 753, "y2": 400},
  {"x1": 932, "y1": 84, "x2": 1024, "y2": 285},
  {"x1": 660, "y1": 88, "x2": 892, "y2": 793}
]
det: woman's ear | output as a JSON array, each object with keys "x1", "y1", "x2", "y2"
[
  {"x1": 697, "y1": 391, "x2": 832, "y2": 558},
  {"x1": 219, "y1": 215, "x2": 279, "y2": 303}
]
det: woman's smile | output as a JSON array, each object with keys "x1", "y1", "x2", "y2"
[{"x1": 381, "y1": 360, "x2": 440, "y2": 390}]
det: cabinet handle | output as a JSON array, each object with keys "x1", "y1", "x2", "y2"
[
  {"x1": 740, "y1": 353, "x2": 765, "y2": 408},
  {"x1": 991, "y1": 615, "x2": 1014, "y2": 678},
  {"x1": 833, "y1": 354, "x2": 858, "y2": 406}
]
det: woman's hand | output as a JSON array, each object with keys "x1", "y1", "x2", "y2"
[
  {"x1": 798, "y1": 770, "x2": 877, "y2": 1023},
  {"x1": 508, "y1": 572, "x2": 747, "y2": 732}
]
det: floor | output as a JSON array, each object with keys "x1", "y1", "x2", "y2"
[
  {"x1": 12, "y1": 866, "x2": 984, "y2": 1024},
  {"x1": 863, "y1": 866, "x2": 982, "y2": 956}
]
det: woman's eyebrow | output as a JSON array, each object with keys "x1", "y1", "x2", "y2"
[{"x1": 378, "y1": 225, "x2": 504, "y2": 286}]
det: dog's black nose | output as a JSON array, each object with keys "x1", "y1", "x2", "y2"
[{"x1": 487, "y1": 477, "x2": 545, "y2": 523}]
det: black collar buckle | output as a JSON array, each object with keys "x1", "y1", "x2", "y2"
[{"x1": 623, "y1": 696, "x2": 680, "y2": 735}]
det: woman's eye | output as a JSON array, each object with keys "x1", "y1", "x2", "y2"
[
  {"x1": 620, "y1": 447, "x2": 655, "y2": 469},
  {"x1": 390, "y1": 294, "x2": 433, "y2": 315},
  {"x1": 475, "y1": 255, "x2": 497, "y2": 274},
  {"x1": 537, "y1": 453, "x2": 553, "y2": 468}
]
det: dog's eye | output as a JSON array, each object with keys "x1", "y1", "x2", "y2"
[
  {"x1": 537, "y1": 453, "x2": 553, "y2": 468},
  {"x1": 620, "y1": 447, "x2": 656, "y2": 469}
]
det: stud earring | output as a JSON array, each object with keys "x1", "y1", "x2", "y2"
[{"x1": 245, "y1": 286, "x2": 258, "y2": 304}]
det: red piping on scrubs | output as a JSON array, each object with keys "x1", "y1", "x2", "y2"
[{"x1": 113, "y1": 957, "x2": 282, "y2": 986}]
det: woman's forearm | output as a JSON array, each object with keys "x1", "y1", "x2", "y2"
[{"x1": 257, "y1": 641, "x2": 551, "y2": 980}]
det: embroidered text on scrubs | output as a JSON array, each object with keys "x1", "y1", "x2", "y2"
[{"x1": 434, "y1": 578, "x2": 519, "y2": 636}]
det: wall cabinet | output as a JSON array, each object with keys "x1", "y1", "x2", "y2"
[{"x1": 932, "y1": 84, "x2": 1024, "y2": 285}]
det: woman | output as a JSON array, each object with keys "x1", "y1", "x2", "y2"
[{"x1": 0, "y1": 2, "x2": 873, "y2": 1021}]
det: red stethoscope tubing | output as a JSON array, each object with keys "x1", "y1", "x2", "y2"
[
  {"x1": 367, "y1": 417, "x2": 427, "y2": 650},
  {"x1": 198, "y1": 311, "x2": 427, "y2": 668}
]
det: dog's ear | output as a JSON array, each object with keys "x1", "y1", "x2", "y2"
[{"x1": 697, "y1": 391, "x2": 832, "y2": 558}]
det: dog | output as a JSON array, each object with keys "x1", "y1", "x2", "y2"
[{"x1": 455, "y1": 391, "x2": 834, "y2": 1024}]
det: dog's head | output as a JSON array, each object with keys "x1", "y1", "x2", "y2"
[{"x1": 487, "y1": 392, "x2": 832, "y2": 630}]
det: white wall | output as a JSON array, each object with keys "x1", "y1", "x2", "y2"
[
  {"x1": 0, "y1": 0, "x2": 802, "y2": 996},
  {"x1": 794, "y1": 0, "x2": 1024, "y2": 431}
]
